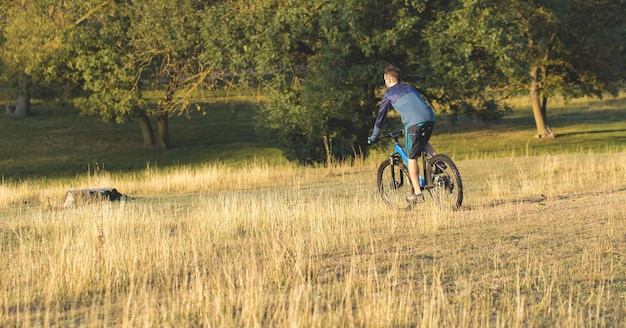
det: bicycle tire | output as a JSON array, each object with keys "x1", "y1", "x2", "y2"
[
  {"x1": 427, "y1": 154, "x2": 463, "y2": 209},
  {"x1": 377, "y1": 156, "x2": 413, "y2": 211}
]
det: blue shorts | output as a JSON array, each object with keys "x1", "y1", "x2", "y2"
[{"x1": 405, "y1": 121, "x2": 435, "y2": 159}]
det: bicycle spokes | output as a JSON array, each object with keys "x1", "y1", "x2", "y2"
[
  {"x1": 427, "y1": 154, "x2": 463, "y2": 209},
  {"x1": 377, "y1": 158, "x2": 413, "y2": 211},
  {"x1": 434, "y1": 174, "x2": 454, "y2": 193},
  {"x1": 390, "y1": 168, "x2": 405, "y2": 190}
]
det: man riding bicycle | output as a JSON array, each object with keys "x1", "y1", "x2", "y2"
[{"x1": 368, "y1": 65, "x2": 436, "y2": 204}]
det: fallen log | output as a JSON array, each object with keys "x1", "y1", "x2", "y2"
[{"x1": 63, "y1": 188, "x2": 132, "y2": 207}]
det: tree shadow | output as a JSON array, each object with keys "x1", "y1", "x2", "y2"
[
  {"x1": 557, "y1": 128, "x2": 626, "y2": 138},
  {"x1": 464, "y1": 187, "x2": 626, "y2": 211},
  {"x1": 436, "y1": 107, "x2": 626, "y2": 135}
]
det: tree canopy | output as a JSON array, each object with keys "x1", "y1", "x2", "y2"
[
  {"x1": 0, "y1": 0, "x2": 84, "y2": 114},
  {"x1": 422, "y1": 0, "x2": 626, "y2": 138},
  {"x1": 1, "y1": 0, "x2": 624, "y2": 162},
  {"x1": 68, "y1": 0, "x2": 210, "y2": 148}
]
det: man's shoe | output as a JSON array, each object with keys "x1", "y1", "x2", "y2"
[{"x1": 406, "y1": 193, "x2": 425, "y2": 204}]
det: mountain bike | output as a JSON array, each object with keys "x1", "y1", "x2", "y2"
[{"x1": 371, "y1": 130, "x2": 463, "y2": 211}]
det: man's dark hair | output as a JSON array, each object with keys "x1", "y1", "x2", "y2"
[{"x1": 384, "y1": 65, "x2": 402, "y2": 82}]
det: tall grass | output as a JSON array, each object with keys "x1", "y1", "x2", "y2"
[
  {"x1": 2, "y1": 150, "x2": 625, "y2": 326},
  {"x1": 2, "y1": 93, "x2": 625, "y2": 326}
]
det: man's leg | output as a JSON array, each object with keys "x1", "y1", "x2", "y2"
[
  {"x1": 425, "y1": 143, "x2": 436, "y2": 157},
  {"x1": 406, "y1": 124, "x2": 426, "y2": 204},
  {"x1": 408, "y1": 158, "x2": 421, "y2": 195},
  {"x1": 406, "y1": 158, "x2": 425, "y2": 204}
]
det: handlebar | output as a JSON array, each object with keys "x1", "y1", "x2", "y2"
[
  {"x1": 381, "y1": 130, "x2": 404, "y2": 140},
  {"x1": 368, "y1": 129, "x2": 404, "y2": 144}
]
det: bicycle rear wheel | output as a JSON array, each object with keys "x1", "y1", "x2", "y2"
[
  {"x1": 427, "y1": 154, "x2": 463, "y2": 209},
  {"x1": 377, "y1": 157, "x2": 413, "y2": 211}
]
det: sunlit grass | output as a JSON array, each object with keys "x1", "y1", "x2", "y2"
[
  {"x1": 1, "y1": 92, "x2": 625, "y2": 326},
  {"x1": 1, "y1": 150, "x2": 625, "y2": 326}
]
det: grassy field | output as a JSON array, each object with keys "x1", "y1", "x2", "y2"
[
  {"x1": 1, "y1": 93, "x2": 625, "y2": 180},
  {"x1": 1, "y1": 95, "x2": 626, "y2": 326},
  {"x1": 0, "y1": 97, "x2": 287, "y2": 180}
]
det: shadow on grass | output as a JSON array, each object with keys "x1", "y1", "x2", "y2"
[
  {"x1": 557, "y1": 128, "x2": 626, "y2": 138},
  {"x1": 438, "y1": 107, "x2": 626, "y2": 135},
  {"x1": 2, "y1": 97, "x2": 625, "y2": 180},
  {"x1": 466, "y1": 187, "x2": 626, "y2": 211}
]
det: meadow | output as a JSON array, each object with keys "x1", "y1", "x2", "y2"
[{"x1": 1, "y1": 94, "x2": 626, "y2": 326}]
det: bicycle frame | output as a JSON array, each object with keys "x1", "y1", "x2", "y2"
[
  {"x1": 386, "y1": 130, "x2": 432, "y2": 191},
  {"x1": 374, "y1": 129, "x2": 464, "y2": 209}
]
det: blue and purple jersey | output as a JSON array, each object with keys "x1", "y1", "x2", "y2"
[{"x1": 371, "y1": 83, "x2": 434, "y2": 139}]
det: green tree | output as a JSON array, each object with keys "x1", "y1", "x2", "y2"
[
  {"x1": 0, "y1": 0, "x2": 84, "y2": 115},
  {"x1": 201, "y1": 0, "x2": 325, "y2": 163},
  {"x1": 424, "y1": 0, "x2": 626, "y2": 138},
  {"x1": 69, "y1": 0, "x2": 210, "y2": 149},
  {"x1": 222, "y1": 0, "x2": 432, "y2": 164},
  {"x1": 127, "y1": 0, "x2": 210, "y2": 149}
]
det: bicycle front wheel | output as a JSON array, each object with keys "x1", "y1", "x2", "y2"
[
  {"x1": 377, "y1": 157, "x2": 413, "y2": 211},
  {"x1": 427, "y1": 154, "x2": 463, "y2": 209}
]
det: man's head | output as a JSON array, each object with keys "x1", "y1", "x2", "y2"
[{"x1": 383, "y1": 65, "x2": 401, "y2": 87}]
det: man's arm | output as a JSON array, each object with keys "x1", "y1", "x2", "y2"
[{"x1": 370, "y1": 95, "x2": 391, "y2": 142}]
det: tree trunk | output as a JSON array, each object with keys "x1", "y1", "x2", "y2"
[
  {"x1": 322, "y1": 134, "x2": 332, "y2": 171},
  {"x1": 157, "y1": 113, "x2": 170, "y2": 149},
  {"x1": 20, "y1": 74, "x2": 32, "y2": 116},
  {"x1": 156, "y1": 78, "x2": 177, "y2": 150},
  {"x1": 19, "y1": 93, "x2": 31, "y2": 116},
  {"x1": 138, "y1": 113, "x2": 157, "y2": 148},
  {"x1": 529, "y1": 66, "x2": 556, "y2": 139}
]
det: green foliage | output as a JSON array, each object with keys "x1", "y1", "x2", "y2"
[
  {"x1": 0, "y1": 1, "x2": 81, "y2": 100},
  {"x1": 208, "y1": 0, "x2": 623, "y2": 162},
  {"x1": 560, "y1": 0, "x2": 626, "y2": 97},
  {"x1": 422, "y1": 0, "x2": 626, "y2": 119},
  {"x1": 421, "y1": 0, "x2": 517, "y2": 121},
  {"x1": 1, "y1": 0, "x2": 624, "y2": 162},
  {"x1": 256, "y1": 67, "x2": 376, "y2": 164},
  {"x1": 255, "y1": 85, "x2": 311, "y2": 163},
  {"x1": 67, "y1": 0, "x2": 209, "y2": 124},
  {"x1": 255, "y1": 0, "x2": 430, "y2": 163}
]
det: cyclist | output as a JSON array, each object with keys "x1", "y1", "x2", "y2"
[{"x1": 368, "y1": 65, "x2": 436, "y2": 204}]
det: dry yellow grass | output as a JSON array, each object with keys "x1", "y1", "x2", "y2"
[{"x1": 1, "y1": 151, "x2": 626, "y2": 326}]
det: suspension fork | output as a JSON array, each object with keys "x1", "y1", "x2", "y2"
[
  {"x1": 389, "y1": 152, "x2": 398, "y2": 181},
  {"x1": 389, "y1": 152, "x2": 406, "y2": 188}
]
